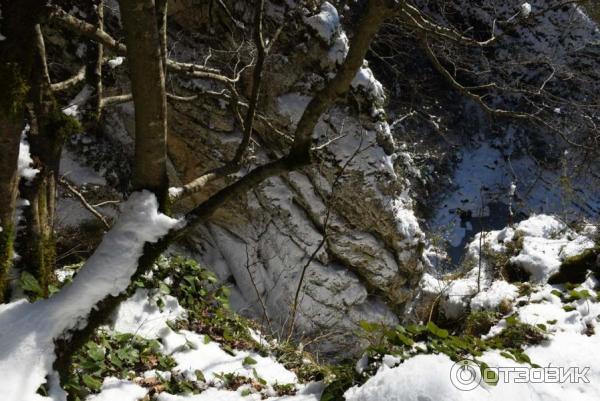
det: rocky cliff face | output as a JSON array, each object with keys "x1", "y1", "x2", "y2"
[{"x1": 83, "y1": 0, "x2": 426, "y2": 356}]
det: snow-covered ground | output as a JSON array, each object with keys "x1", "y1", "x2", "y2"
[
  {"x1": 0, "y1": 192, "x2": 179, "y2": 401},
  {"x1": 89, "y1": 287, "x2": 323, "y2": 401},
  {"x1": 0, "y1": 188, "x2": 323, "y2": 400},
  {"x1": 348, "y1": 214, "x2": 600, "y2": 400}
]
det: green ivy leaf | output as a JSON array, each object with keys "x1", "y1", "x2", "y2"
[
  {"x1": 243, "y1": 356, "x2": 257, "y2": 366},
  {"x1": 426, "y1": 321, "x2": 449, "y2": 338},
  {"x1": 82, "y1": 375, "x2": 102, "y2": 391},
  {"x1": 20, "y1": 272, "x2": 42, "y2": 295}
]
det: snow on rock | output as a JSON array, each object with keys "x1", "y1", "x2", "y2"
[
  {"x1": 304, "y1": 2, "x2": 340, "y2": 45},
  {"x1": 510, "y1": 215, "x2": 596, "y2": 283},
  {"x1": 520, "y1": 2, "x2": 532, "y2": 18},
  {"x1": 327, "y1": 30, "x2": 349, "y2": 65},
  {"x1": 107, "y1": 57, "x2": 124, "y2": 69},
  {"x1": 513, "y1": 214, "x2": 565, "y2": 238},
  {"x1": 419, "y1": 214, "x2": 597, "y2": 320},
  {"x1": 347, "y1": 277, "x2": 600, "y2": 401},
  {"x1": 390, "y1": 195, "x2": 424, "y2": 247},
  {"x1": 470, "y1": 280, "x2": 518, "y2": 311},
  {"x1": 351, "y1": 63, "x2": 386, "y2": 104},
  {"x1": 0, "y1": 191, "x2": 179, "y2": 401},
  {"x1": 85, "y1": 378, "x2": 147, "y2": 401}
]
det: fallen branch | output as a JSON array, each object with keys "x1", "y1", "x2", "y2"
[{"x1": 59, "y1": 178, "x2": 111, "y2": 229}]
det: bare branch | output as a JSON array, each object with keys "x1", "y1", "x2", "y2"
[
  {"x1": 420, "y1": 34, "x2": 591, "y2": 150},
  {"x1": 49, "y1": 5, "x2": 127, "y2": 55},
  {"x1": 59, "y1": 178, "x2": 111, "y2": 229},
  {"x1": 231, "y1": 0, "x2": 267, "y2": 165},
  {"x1": 101, "y1": 94, "x2": 133, "y2": 107},
  {"x1": 50, "y1": 65, "x2": 86, "y2": 92}
]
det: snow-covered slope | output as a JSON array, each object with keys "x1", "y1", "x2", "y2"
[
  {"x1": 0, "y1": 192, "x2": 178, "y2": 401},
  {"x1": 347, "y1": 214, "x2": 600, "y2": 400}
]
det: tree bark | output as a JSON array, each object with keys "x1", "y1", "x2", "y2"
[
  {"x1": 119, "y1": 0, "x2": 169, "y2": 209},
  {"x1": 17, "y1": 24, "x2": 73, "y2": 296},
  {"x1": 0, "y1": 0, "x2": 44, "y2": 301}
]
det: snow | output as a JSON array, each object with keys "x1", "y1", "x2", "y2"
[
  {"x1": 171, "y1": 330, "x2": 297, "y2": 385},
  {"x1": 0, "y1": 192, "x2": 179, "y2": 401},
  {"x1": 470, "y1": 280, "x2": 518, "y2": 311},
  {"x1": 157, "y1": 385, "x2": 321, "y2": 401},
  {"x1": 520, "y1": 3, "x2": 532, "y2": 18},
  {"x1": 514, "y1": 214, "x2": 565, "y2": 238},
  {"x1": 305, "y1": 2, "x2": 340, "y2": 45},
  {"x1": 390, "y1": 195, "x2": 423, "y2": 247},
  {"x1": 107, "y1": 57, "x2": 124, "y2": 69},
  {"x1": 346, "y1": 301, "x2": 600, "y2": 401},
  {"x1": 351, "y1": 64, "x2": 385, "y2": 104},
  {"x1": 344, "y1": 353, "x2": 489, "y2": 401},
  {"x1": 419, "y1": 213, "x2": 596, "y2": 319},
  {"x1": 429, "y1": 143, "x2": 600, "y2": 263},
  {"x1": 111, "y1": 288, "x2": 186, "y2": 341},
  {"x1": 327, "y1": 31, "x2": 349, "y2": 65},
  {"x1": 510, "y1": 215, "x2": 596, "y2": 283},
  {"x1": 354, "y1": 212, "x2": 600, "y2": 400},
  {"x1": 85, "y1": 378, "x2": 147, "y2": 401},
  {"x1": 18, "y1": 130, "x2": 40, "y2": 181}
]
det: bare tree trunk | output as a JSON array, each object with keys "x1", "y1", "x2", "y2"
[
  {"x1": 0, "y1": 0, "x2": 44, "y2": 301},
  {"x1": 119, "y1": 0, "x2": 169, "y2": 208},
  {"x1": 88, "y1": 0, "x2": 104, "y2": 124},
  {"x1": 18, "y1": 25, "x2": 79, "y2": 296}
]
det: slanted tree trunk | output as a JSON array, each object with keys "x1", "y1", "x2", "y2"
[
  {"x1": 119, "y1": 0, "x2": 169, "y2": 209},
  {"x1": 0, "y1": 0, "x2": 44, "y2": 302}
]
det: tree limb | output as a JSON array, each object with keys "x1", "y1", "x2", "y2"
[
  {"x1": 50, "y1": 65, "x2": 86, "y2": 92},
  {"x1": 59, "y1": 178, "x2": 111, "y2": 229}
]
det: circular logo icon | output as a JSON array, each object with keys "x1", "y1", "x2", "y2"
[{"x1": 450, "y1": 359, "x2": 482, "y2": 391}]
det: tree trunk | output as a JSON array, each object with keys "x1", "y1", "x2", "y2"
[
  {"x1": 119, "y1": 0, "x2": 169, "y2": 208},
  {"x1": 18, "y1": 25, "x2": 79, "y2": 296},
  {"x1": 0, "y1": 0, "x2": 44, "y2": 301},
  {"x1": 87, "y1": 0, "x2": 104, "y2": 125}
]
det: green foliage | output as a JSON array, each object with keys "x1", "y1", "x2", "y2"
[
  {"x1": 273, "y1": 382, "x2": 297, "y2": 396},
  {"x1": 64, "y1": 330, "x2": 178, "y2": 399},
  {"x1": 43, "y1": 106, "x2": 83, "y2": 143},
  {"x1": 212, "y1": 372, "x2": 253, "y2": 391},
  {"x1": 20, "y1": 271, "x2": 44, "y2": 298},
  {"x1": 356, "y1": 313, "x2": 546, "y2": 387},
  {"x1": 464, "y1": 311, "x2": 501, "y2": 337},
  {"x1": 320, "y1": 363, "x2": 363, "y2": 401},
  {"x1": 490, "y1": 315, "x2": 546, "y2": 350},
  {"x1": 549, "y1": 247, "x2": 600, "y2": 284},
  {"x1": 140, "y1": 256, "x2": 257, "y2": 353},
  {"x1": 242, "y1": 356, "x2": 257, "y2": 366}
]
